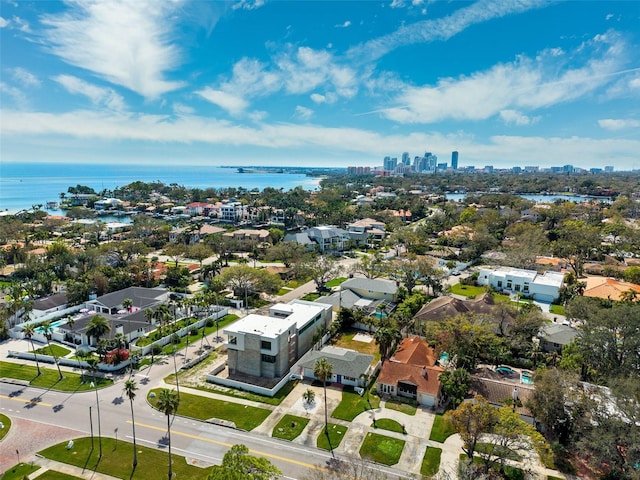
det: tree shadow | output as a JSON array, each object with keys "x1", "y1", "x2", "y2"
[
  {"x1": 8, "y1": 389, "x2": 24, "y2": 398},
  {"x1": 139, "y1": 377, "x2": 150, "y2": 385},
  {"x1": 112, "y1": 396, "x2": 124, "y2": 405},
  {"x1": 24, "y1": 396, "x2": 43, "y2": 409},
  {"x1": 52, "y1": 404, "x2": 64, "y2": 412},
  {"x1": 157, "y1": 435, "x2": 169, "y2": 448},
  {"x1": 129, "y1": 463, "x2": 138, "y2": 480}
]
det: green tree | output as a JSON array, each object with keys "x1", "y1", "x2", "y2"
[
  {"x1": 446, "y1": 395, "x2": 496, "y2": 459},
  {"x1": 373, "y1": 326, "x2": 401, "y2": 363},
  {"x1": 156, "y1": 388, "x2": 180, "y2": 480},
  {"x1": 439, "y1": 368, "x2": 471, "y2": 409},
  {"x1": 314, "y1": 358, "x2": 333, "y2": 438},
  {"x1": 265, "y1": 241, "x2": 307, "y2": 268},
  {"x1": 298, "y1": 256, "x2": 339, "y2": 292},
  {"x1": 40, "y1": 321, "x2": 64, "y2": 380},
  {"x1": 207, "y1": 444, "x2": 281, "y2": 480},
  {"x1": 218, "y1": 264, "x2": 282, "y2": 304},
  {"x1": 526, "y1": 368, "x2": 576, "y2": 443},
  {"x1": 552, "y1": 220, "x2": 601, "y2": 277},
  {"x1": 86, "y1": 315, "x2": 111, "y2": 346},
  {"x1": 122, "y1": 298, "x2": 133, "y2": 313},
  {"x1": 22, "y1": 323, "x2": 41, "y2": 376},
  {"x1": 123, "y1": 379, "x2": 139, "y2": 468}
]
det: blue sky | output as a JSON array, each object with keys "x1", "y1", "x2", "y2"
[{"x1": 1, "y1": 0, "x2": 639, "y2": 170}]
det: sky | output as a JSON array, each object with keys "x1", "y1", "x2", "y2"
[{"x1": 1, "y1": 0, "x2": 639, "y2": 170}]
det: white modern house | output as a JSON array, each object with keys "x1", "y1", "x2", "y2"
[{"x1": 477, "y1": 267, "x2": 564, "y2": 302}]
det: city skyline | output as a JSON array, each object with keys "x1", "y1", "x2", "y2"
[{"x1": 1, "y1": 0, "x2": 639, "y2": 170}]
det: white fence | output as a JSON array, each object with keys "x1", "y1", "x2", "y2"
[
  {"x1": 7, "y1": 350, "x2": 130, "y2": 372},
  {"x1": 206, "y1": 371, "x2": 291, "y2": 398}
]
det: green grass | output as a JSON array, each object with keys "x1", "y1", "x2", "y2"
[
  {"x1": 39, "y1": 437, "x2": 211, "y2": 480},
  {"x1": 325, "y1": 277, "x2": 347, "y2": 287},
  {"x1": 271, "y1": 414, "x2": 310, "y2": 441},
  {"x1": 0, "y1": 463, "x2": 40, "y2": 480},
  {"x1": 158, "y1": 314, "x2": 239, "y2": 355},
  {"x1": 373, "y1": 418, "x2": 405, "y2": 434},
  {"x1": 460, "y1": 454, "x2": 524, "y2": 480},
  {"x1": 317, "y1": 423, "x2": 348, "y2": 451},
  {"x1": 359, "y1": 432, "x2": 405, "y2": 466},
  {"x1": 0, "y1": 413, "x2": 11, "y2": 441},
  {"x1": 421, "y1": 447, "x2": 442, "y2": 477},
  {"x1": 448, "y1": 283, "x2": 486, "y2": 297},
  {"x1": 189, "y1": 380, "x2": 298, "y2": 406},
  {"x1": 34, "y1": 471, "x2": 84, "y2": 480},
  {"x1": 429, "y1": 414, "x2": 456, "y2": 443},
  {"x1": 31, "y1": 344, "x2": 72, "y2": 358},
  {"x1": 0, "y1": 361, "x2": 112, "y2": 392},
  {"x1": 550, "y1": 304, "x2": 565, "y2": 315},
  {"x1": 331, "y1": 386, "x2": 380, "y2": 421},
  {"x1": 277, "y1": 287, "x2": 293, "y2": 296},
  {"x1": 300, "y1": 292, "x2": 321, "y2": 301},
  {"x1": 148, "y1": 388, "x2": 271, "y2": 431},
  {"x1": 548, "y1": 476, "x2": 564, "y2": 480},
  {"x1": 384, "y1": 398, "x2": 417, "y2": 415}
]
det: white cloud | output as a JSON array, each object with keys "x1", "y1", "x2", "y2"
[
  {"x1": 606, "y1": 13, "x2": 614, "y2": 21},
  {"x1": 7, "y1": 67, "x2": 40, "y2": 87},
  {"x1": 232, "y1": 0, "x2": 265, "y2": 10},
  {"x1": 348, "y1": 0, "x2": 548, "y2": 63},
  {"x1": 499, "y1": 109, "x2": 539, "y2": 126},
  {"x1": 630, "y1": 76, "x2": 640, "y2": 89},
  {"x1": 41, "y1": 1, "x2": 184, "y2": 98},
  {"x1": 54, "y1": 75, "x2": 126, "y2": 111},
  {"x1": 196, "y1": 87, "x2": 248, "y2": 115},
  {"x1": 0, "y1": 83, "x2": 27, "y2": 107},
  {"x1": 598, "y1": 118, "x2": 640, "y2": 131},
  {"x1": 172, "y1": 103, "x2": 195, "y2": 115},
  {"x1": 310, "y1": 93, "x2": 326, "y2": 104},
  {"x1": 11, "y1": 16, "x2": 31, "y2": 32},
  {"x1": 294, "y1": 105, "x2": 314, "y2": 120},
  {"x1": 0, "y1": 17, "x2": 9, "y2": 28},
  {"x1": 335, "y1": 20, "x2": 351, "y2": 28},
  {"x1": 381, "y1": 32, "x2": 630, "y2": 124}
]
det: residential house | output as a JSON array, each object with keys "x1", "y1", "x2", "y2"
[
  {"x1": 315, "y1": 277, "x2": 398, "y2": 314},
  {"x1": 284, "y1": 226, "x2": 350, "y2": 253},
  {"x1": 477, "y1": 267, "x2": 564, "y2": 303},
  {"x1": 292, "y1": 346, "x2": 375, "y2": 387},
  {"x1": 168, "y1": 224, "x2": 225, "y2": 244},
  {"x1": 376, "y1": 336, "x2": 444, "y2": 407},
  {"x1": 85, "y1": 286, "x2": 170, "y2": 316},
  {"x1": 583, "y1": 277, "x2": 640, "y2": 302},
  {"x1": 471, "y1": 375, "x2": 535, "y2": 420},
  {"x1": 347, "y1": 218, "x2": 386, "y2": 246},
  {"x1": 413, "y1": 293, "x2": 514, "y2": 324},
  {"x1": 94, "y1": 198, "x2": 125, "y2": 210},
  {"x1": 31, "y1": 292, "x2": 69, "y2": 319},
  {"x1": 538, "y1": 323, "x2": 579, "y2": 353},
  {"x1": 59, "y1": 308, "x2": 157, "y2": 346},
  {"x1": 185, "y1": 202, "x2": 219, "y2": 217},
  {"x1": 224, "y1": 301, "x2": 332, "y2": 380},
  {"x1": 219, "y1": 201, "x2": 244, "y2": 222},
  {"x1": 222, "y1": 229, "x2": 271, "y2": 248}
]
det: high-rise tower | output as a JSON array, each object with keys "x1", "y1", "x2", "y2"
[{"x1": 451, "y1": 151, "x2": 459, "y2": 170}]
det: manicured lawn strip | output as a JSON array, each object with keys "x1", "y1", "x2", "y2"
[
  {"x1": 1, "y1": 463, "x2": 40, "y2": 480},
  {"x1": 459, "y1": 454, "x2": 524, "y2": 480},
  {"x1": 429, "y1": 414, "x2": 456, "y2": 443},
  {"x1": 35, "y1": 471, "x2": 84, "y2": 480},
  {"x1": 325, "y1": 277, "x2": 347, "y2": 287},
  {"x1": 40, "y1": 437, "x2": 210, "y2": 480},
  {"x1": 31, "y1": 344, "x2": 72, "y2": 358},
  {"x1": 448, "y1": 283, "x2": 486, "y2": 297},
  {"x1": 550, "y1": 304, "x2": 565, "y2": 315},
  {"x1": 272, "y1": 414, "x2": 310, "y2": 441},
  {"x1": 301, "y1": 293, "x2": 321, "y2": 301},
  {"x1": 421, "y1": 447, "x2": 442, "y2": 477},
  {"x1": 548, "y1": 476, "x2": 564, "y2": 480},
  {"x1": 0, "y1": 361, "x2": 112, "y2": 392},
  {"x1": 277, "y1": 287, "x2": 293, "y2": 296},
  {"x1": 0, "y1": 413, "x2": 11, "y2": 441},
  {"x1": 373, "y1": 418, "x2": 405, "y2": 434},
  {"x1": 331, "y1": 386, "x2": 380, "y2": 421},
  {"x1": 148, "y1": 388, "x2": 271, "y2": 430},
  {"x1": 384, "y1": 398, "x2": 417, "y2": 415},
  {"x1": 317, "y1": 423, "x2": 348, "y2": 451},
  {"x1": 359, "y1": 432, "x2": 405, "y2": 466},
  {"x1": 476, "y1": 442, "x2": 522, "y2": 461},
  {"x1": 189, "y1": 380, "x2": 298, "y2": 406}
]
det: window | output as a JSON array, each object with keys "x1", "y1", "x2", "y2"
[
  {"x1": 515, "y1": 284, "x2": 521, "y2": 292},
  {"x1": 523, "y1": 285, "x2": 529, "y2": 293},
  {"x1": 228, "y1": 336, "x2": 237, "y2": 345},
  {"x1": 506, "y1": 280, "x2": 512, "y2": 289},
  {"x1": 261, "y1": 340, "x2": 272, "y2": 350},
  {"x1": 497, "y1": 280, "x2": 503, "y2": 288},
  {"x1": 261, "y1": 354, "x2": 276, "y2": 363}
]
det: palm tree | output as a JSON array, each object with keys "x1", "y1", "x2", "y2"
[
  {"x1": 122, "y1": 298, "x2": 134, "y2": 313},
  {"x1": 157, "y1": 389, "x2": 180, "y2": 480},
  {"x1": 374, "y1": 326, "x2": 402, "y2": 363},
  {"x1": 22, "y1": 323, "x2": 41, "y2": 376},
  {"x1": 313, "y1": 358, "x2": 333, "y2": 437},
  {"x1": 40, "y1": 321, "x2": 64, "y2": 380},
  {"x1": 86, "y1": 315, "x2": 111, "y2": 346},
  {"x1": 123, "y1": 379, "x2": 139, "y2": 468},
  {"x1": 620, "y1": 288, "x2": 638, "y2": 303}
]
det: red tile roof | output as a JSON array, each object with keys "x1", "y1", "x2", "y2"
[
  {"x1": 391, "y1": 336, "x2": 437, "y2": 366},
  {"x1": 378, "y1": 362, "x2": 443, "y2": 396}
]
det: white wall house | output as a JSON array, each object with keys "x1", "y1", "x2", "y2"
[{"x1": 477, "y1": 267, "x2": 564, "y2": 303}]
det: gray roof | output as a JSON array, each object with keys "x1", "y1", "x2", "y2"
[
  {"x1": 283, "y1": 233, "x2": 313, "y2": 245},
  {"x1": 307, "y1": 226, "x2": 349, "y2": 239},
  {"x1": 33, "y1": 293, "x2": 68, "y2": 311},
  {"x1": 341, "y1": 277, "x2": 398, "y2": 295},
  {"x1": 294, "y1": 346, "x2": 373, "y2": 379},
  {"x1": 539, "y1": 323, "x2": 579, "y2": 345},
  {"x1": 59, "y1": 309, "x2": 153, "y2": 338},
  {"x1": 315, "y1": 290, "x2": 362, "y2": 309},
  {"x1": 92, "y1": 287, "x2": 167, "y2": 309}
]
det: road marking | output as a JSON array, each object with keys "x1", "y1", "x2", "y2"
[
  {"x1": 0, "y1": 394, "x2": 53, "y2": 407},
  {"x1": 131, "y1": 420, "x2": 319, "y2": 470}
]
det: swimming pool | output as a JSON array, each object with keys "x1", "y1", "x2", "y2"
[
  {"x1": 495, "y1": 366, "x2": 517, "y2": 375},
  {"x1": 35, "y1": 319, "x2": 67, "y2": 333},
  {"x1": 521, "y1": 371, "x2": 534, "y2": 384}
]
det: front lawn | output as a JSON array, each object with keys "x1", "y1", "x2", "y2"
[
  {"x1": 0, "y1": 463, "x2": 40, "y2": 480},
  {"x1": 317, "y1": 423, "x2": 348, "y2": 451},
  {"x1": 373, "y1": 418, "x2": 405, "y2": 434},
  {"x1": 359, "y1": 432, "x2": 405, "y2": 466},
  {"x1": 148, "y1": 389, "x2": 271, "y2": 431},
  {"x1": 384, "y1": 398, "x2": 417, "y2": 415},
  {"x1": 448, "y1": 283, "x2": 486, "y2": 297},
  {"x1": 272, "y1": 414, "x2": 309, "y2": 441},
  {"x1": 160, "y1": 314, "x2": 239, "y2": 355},
  {"x1": 460, "y1": 454, "x2": 524, "y2": 480},
  {"x1": 331, "y1": 386, "x2": 380, "y2": 421},
  {"x1": 429, "y1": 414, "x2": 456, "y2": 443},
  {"x1": 31, "y1": 344, "x2": 72, "y2": 358},
  {"x1": 421, "y1": 447, "x2": 442, "y2": 477},
  {"x1": 34, "y1": 471, "x2": 84, "y2": 480},
  {"x1": 40, "y1": 437, "x2": 211, "y2": 479},
  {"x1": 0, "y1": 361, "x2": 112, "y2": 392},
  {"x1": 300, "y1": 292, "x2": 321, "y2": 301},
  {"x1": 325, "y1": 277, "x2": 347, "y2": 287},
  {"x1": 0, "y1": 413, "x2": 11, "y2": 441},
  {"x1": 550, "y1": 304, "x2": 565, "y2": 316}
]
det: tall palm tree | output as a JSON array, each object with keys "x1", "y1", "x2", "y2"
[
  {"x1": 157, "y1": 388, "x2": 180, "y2": 480},
  {"x1": 122, "y1": 298, "x2": 134, "y2": 313},
  {"x1": 22, "y1": 323, "x2": 41, "y2": 376},
  {"x1": 40, "y1": 321, "x2": 64, "y2": 380},
  {"x1": 313, "y1": 358, "x2": 333, "y2": 436},
  {"x1": 86, "y1": 315, "x2": 111, "y2": 346},
  {"x1": 374, "y1": 326, "x2": 401, "y2": 363},
  {"x1": 123, "y1": 379, "x2": 138, "y2": 468}
]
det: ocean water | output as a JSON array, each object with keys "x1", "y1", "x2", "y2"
[{"x1": 0, "y1": 162, "x2": 322, "y2": 212}]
